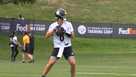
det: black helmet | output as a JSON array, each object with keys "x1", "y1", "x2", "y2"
[{"x1": 55, "y1": 8, "x2": 67, "y2": 19}]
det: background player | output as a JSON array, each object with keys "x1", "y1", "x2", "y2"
[
  {"x1": 9, "y1": 31, "x2": 20, "y2": 62},
  {"x1": 22, "y1": 31, "x2": 34, "y2": 63}
]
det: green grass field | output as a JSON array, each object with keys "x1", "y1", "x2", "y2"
[
  {"x1": 1, "y1": 55, "x2": 136, "y2": 77},
  {"x1": 1, "y1": 34, "x2": 136, "y2": 77}
]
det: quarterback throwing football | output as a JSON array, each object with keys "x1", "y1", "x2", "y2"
[{"x1": 41, "y1": 8, "x2": 76, "y2": 77}]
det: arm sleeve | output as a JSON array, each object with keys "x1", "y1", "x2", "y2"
[
  {"x1": 66, "y1": 22, "x2": 74, "y2": 34},
  {"x1": 70, "y1": 22, "x2": 74, "y2": 32},
  {"x1": 48, "y1": 23, "x2": 56, "y2": 32}
]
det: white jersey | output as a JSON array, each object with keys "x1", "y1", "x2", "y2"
[
  {"x1": 10, "y1": 36, "x2": 18, "y2": 47},
  {"x1": 48, "y1": 21, "x2": 74, "y2": 48}
]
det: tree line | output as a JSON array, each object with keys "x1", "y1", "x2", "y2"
[{"x1": 0, "y1": 0, "x2": 36, "y2": 4}]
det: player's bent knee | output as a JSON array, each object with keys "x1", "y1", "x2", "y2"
[
  {"x1": 48, "y1": 60, "x2": 57, "y2": 65},
  {"x1": 71, "y1": 61, "x2": 76, "y2": 65},
  {"x1": 68, "y1": 56, "x2": 76, "y2": 65},
  {"x1": 48, "y1": 61, "x2": 56, "y2": 65},
  {"x1": 69, "y1": 60, "x2": 76, "y2": 66},
  {"x1": 47, "y1": 56, "x2": 57, "y2": 65}
]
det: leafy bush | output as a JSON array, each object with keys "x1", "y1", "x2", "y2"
[
  {"x1": 0, "y1": 0, "x2": 11, "y2": 4},
  {"x1": 0, "y1": 0, "x2": 36, "y2": 4}
]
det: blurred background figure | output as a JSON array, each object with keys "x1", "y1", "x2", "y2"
[
  {"x1": 28, "y1": 29, "x2": 35, "y2": 63},
  {"x1": 9, "y1": 31, "x2": 20, "y2": 62},
  {"x1": 22, "y1": 24, "x2": 34, "y2": 63},
  {"x1": 18, "y1": 14, "x2": 24, "y2": 20},
  {"x1": 27, "y1": 24, "x2": 35, "y2": 63}
]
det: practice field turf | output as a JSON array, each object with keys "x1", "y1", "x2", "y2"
[
  {"x1": 1, "y1": 34, "x2": 136, "y2": 77},
  {"x1": 1, "y1": 53, "x2": 136, "y2": 77}
]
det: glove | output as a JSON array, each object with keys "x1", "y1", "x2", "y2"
[
  {"x1": 65, "y1": 32, "x2": 72, "y2": 37},
  {"x1": 55, "y1": 26, "x2": 65, "y2": 36},
  {"x1": 55, "y1": 26, "x2": 65, "y2": 41}
]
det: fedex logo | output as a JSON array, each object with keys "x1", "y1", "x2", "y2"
[{"x1": 16, "y1": 24, "x2": 28, "y2": 32}]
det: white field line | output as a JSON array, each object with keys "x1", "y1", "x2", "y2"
[{"x1": 77, "y1": 72, "x2": 136, "y2": 76}]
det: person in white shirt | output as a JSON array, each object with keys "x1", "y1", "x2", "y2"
[
  {"x1": 9, "y1": 31, "x2": 19, "y2": 62},
  {"x1": 41, "y1": 8, "x2": 76, "y2": 77}
]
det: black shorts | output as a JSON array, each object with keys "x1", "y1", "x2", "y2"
[
  {"x1": 29, "y1": 45, "x2": 34, "y2": 54},
  {"x1": 24, "y1": 44, "x2": 33, "y2": 54},
  {"x1": 51, "y1": 46, "x2": 75, "y2": 60}
]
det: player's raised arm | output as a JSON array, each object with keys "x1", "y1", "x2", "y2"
[
  {"x1": 71, "y1": 31, "x2": 75, "y2": 38},
  {"x1": 45, "y1": 23, "x2": 56, "y2": 39},
  {"x1": 65, "y1": 22, "x2": 75, "y2": 39},
  {"x1": 45, "y1": 30, "x2": 54, "y2": 39}
]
